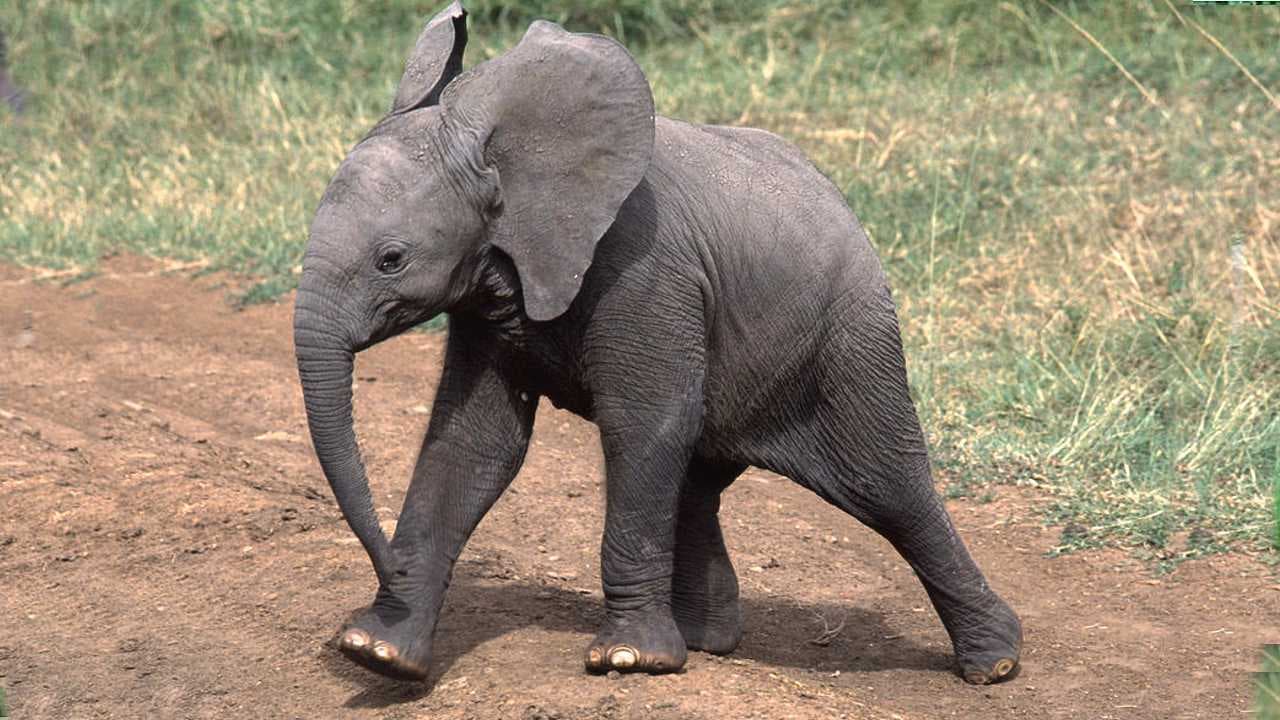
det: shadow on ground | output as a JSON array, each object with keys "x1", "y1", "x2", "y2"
[{"x1": 323, "y1": 572, "x2": 951, "y2": 709}]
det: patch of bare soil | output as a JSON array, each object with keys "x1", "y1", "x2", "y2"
[{"x1": 1, "y1": 258, "x2": 1274, "y2": 719}]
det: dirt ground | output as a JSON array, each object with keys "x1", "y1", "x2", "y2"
[{"x1": 0, "y1": 257, "x2": 1274, "y2": 719}]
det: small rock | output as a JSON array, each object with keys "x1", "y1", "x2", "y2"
[
  {"x1": 522, "y1": 705, "x2": 563, "y2": 720},
  {"x1": 254, "y1": 430, "x2": 301, "y2": 443},
  {"x1": 1060, "y1": 523, "x2": 1088, "y2": 544}
]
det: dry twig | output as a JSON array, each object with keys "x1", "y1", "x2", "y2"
[
  {"x1": 1162, "y1": 0, "x2": 1280, "y2": 113},
  {"x1": 808, "y1": 612, "x2": 848, "y2": 647},
  {"x1": 1037, "y1": 0, "x2": 1170, "y2": 120}
]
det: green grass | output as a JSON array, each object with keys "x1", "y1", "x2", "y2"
[
  {"x1": 1259, "y1": 645, "x2": 1280, "y2": 720},
  {"x1": 1, "y1": 1, "x2": 1277, "y2": 556}
]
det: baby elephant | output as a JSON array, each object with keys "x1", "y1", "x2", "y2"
[{"x1": 294, "y1": 2, "x2": 1021, "y2": 686}]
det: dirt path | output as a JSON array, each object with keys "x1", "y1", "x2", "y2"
[{"x1": 0, "y1": 258, "x2": 1274, "y2": 719}]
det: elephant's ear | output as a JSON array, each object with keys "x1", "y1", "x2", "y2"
[
  {"x1": 391, "y1": 1, "x2": 467, "y2": 114},
  {"x1": 441, "y1": 21, "x2": 656, "y2": 321}
]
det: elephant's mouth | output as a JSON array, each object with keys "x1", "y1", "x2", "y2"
[{"x1": 356, "y1": 301, "x2": 437, "y2": 352}]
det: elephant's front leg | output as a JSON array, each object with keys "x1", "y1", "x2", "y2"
[
  {"x1": 584, "y1": 386, "x2": 703, "y2": 675},
  {"x1": 339, "y1": 327, "x2": 535, "y2": 681}
]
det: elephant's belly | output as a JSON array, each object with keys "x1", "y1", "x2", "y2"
[{"x1": 697, "y1": 322, "x2": 827, "y2": 462}]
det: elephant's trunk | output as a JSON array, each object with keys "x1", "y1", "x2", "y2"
[{"x1": 293, "y1": 294, "x2": 393, "y2": 586}]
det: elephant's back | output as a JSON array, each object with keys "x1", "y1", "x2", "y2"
[{"x1": 649, "y1": 116, "x2": 884, "y2": 299}]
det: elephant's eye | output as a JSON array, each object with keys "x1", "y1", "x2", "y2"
[{"x1": 377, "y1": 247, "x2": 404, "y2": 274}]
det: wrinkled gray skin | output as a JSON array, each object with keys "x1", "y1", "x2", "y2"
[
  {"x1": 0, "y1": 31, "x2": 27, "y2": 114},
  {"x1": 294, "y1": 2, "x2": 1022, "y2": 686}
]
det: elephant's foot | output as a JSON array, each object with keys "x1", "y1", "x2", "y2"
[
  {"x1": 336, "y1": 593, "x2": 435, "y2": 682},
  {"x1": 673, "y1": 592, "x2": 742, "y2": 655},
  {"x1": 951, "y1": 595, "x2": 1022, "y2": 685},
  {"x1": 584, "y1": 607, "x2": 687, "y2": 675},
  {"x1": 672, "y1": 552, "x2": 742, "y2": 654}
]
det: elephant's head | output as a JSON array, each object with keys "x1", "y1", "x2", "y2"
[{"x1": 292, "y1": 2, "x2": 655, "y2": 584}]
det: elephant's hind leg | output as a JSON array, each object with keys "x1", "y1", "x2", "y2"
[
  {"x1": 814, "y1": 453, "x2": 1023, "y2": 684},
  {"x1": 672, "y1": 458, "x2": 745, "y2": 655},
  {"x1": 797, "y1": 292, "x2": 1022, "y2": 684}
]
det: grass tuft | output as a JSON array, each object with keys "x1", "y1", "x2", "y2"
[{"x1": 1258, "y1": 645, "x2": 1280, "y2": 720}]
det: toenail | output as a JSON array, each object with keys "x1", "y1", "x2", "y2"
[
  {"x1": 343, "y1": 630, "x2": 368, "y2": 648},
  {"x1": 965, "y1": 670, "x2": 989, "y2": 685},
  {"x1": 587, "y1": 648, "x2": 602, "y2": 666},
  {"x1": 372, "y1": 642, "x2": 396, "y2": 661},
  {"x1": 993, "y1": 658, "x2": 1015, "y2": 677},
  {"x1": 609, "y1": 646, "x2": 637, "y2": 669}
]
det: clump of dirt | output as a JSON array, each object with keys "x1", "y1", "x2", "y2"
[{"x1": 1, "y1": 258, "x2": 1274, "y2": 719}]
